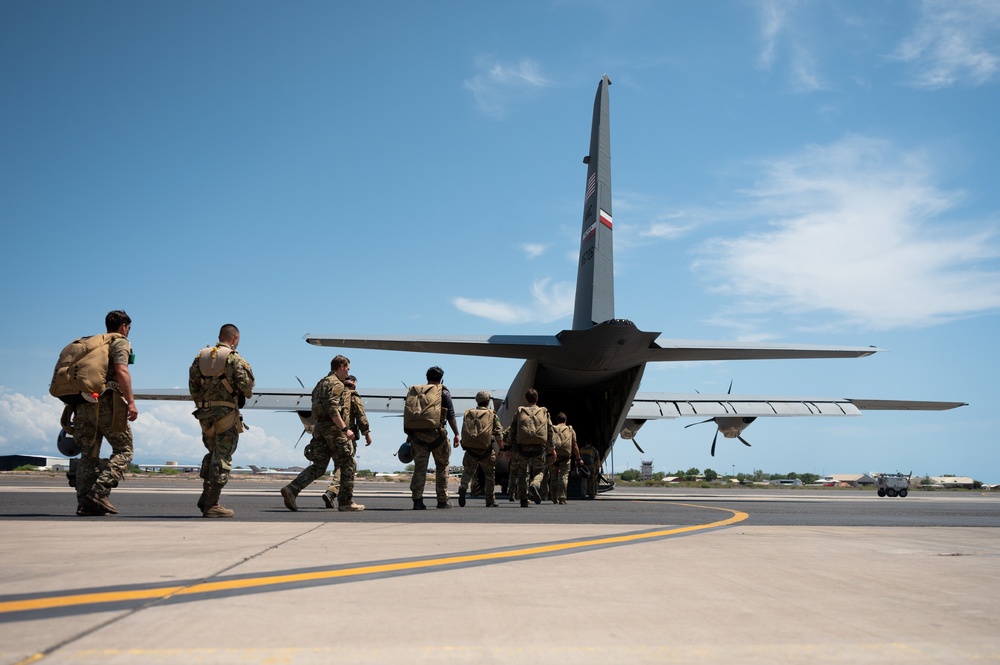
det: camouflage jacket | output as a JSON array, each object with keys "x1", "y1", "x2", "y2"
[{"x1": 342, "y1": 390, "x2": 370, "y2": 437}]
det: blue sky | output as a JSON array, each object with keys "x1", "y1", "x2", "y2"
[{"x1": 2, "y1": 1, "x2": 998, "y2": 481}]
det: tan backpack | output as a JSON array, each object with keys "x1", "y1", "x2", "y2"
[
  {"x1": 517, "y1": 405, "x2": 549, "y2": 446},
  {"x1": 49, "y1": 333, "x2": 123, "y2": 405},
  {"x1": 403, "y1": 384, "x2": 442, "y2": 432},
  {"x1": 461, "y1": 408, "x2": 494, "y2": 450},
  {"x1": 552, "y1": 424, "x2": 574, "y2": 459}
]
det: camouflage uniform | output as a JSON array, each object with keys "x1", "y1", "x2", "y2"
[
  {"x1": 189, "y1": 343, "x2": 255, "y2": 487},
  {"x1": 74, "y1": 336, "x2": 134, "y2": 506},
  {"x1": 326, "y1": 389, "x2": 370, "y2": 497},
  {"x1": 509, "y1": 404, "x2": 553, "y2": 505},
  {"x1": 286, "y1": 372, "x2": 356, "y2": 506},
  {"x1": 458, "y1": 407, "x2": 502, "y2": 506},
  {"x1": 547, "y1": 423, "x2": 579, "y2": 504},
  {"x1": 579, "y1": 443, "x2": 600, "y2": 499},
  {"x1": 409, "y1": 385, "x2": 456, "y2": 505}
]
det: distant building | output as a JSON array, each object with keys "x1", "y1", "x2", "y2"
[
  {"x1": 928, "y1": 476, "x2": 975, "y2": 488},
  {"x1": 641, "y1": 460, "x2": 653, "y2": 481},
  {"x1": 0, "y1": 454, "x2": 69, "y2": 471},
  {"x1": 831, "y1": 474, "x2": 875, "y2": 487}
]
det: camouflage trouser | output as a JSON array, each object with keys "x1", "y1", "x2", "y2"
[
  {"x1": 73, "y1": 396, "x2": 133, "y2": 500},
  {"x1": 325, "y1": 441, "x2": 357, "y2": 495},
  {"x1": 585, "y1": 462, "x2": 599, "y2": 498},
  {"x1": 197, "y1": 407, "x2": 241, "y2": 487},
  {"x1": 459, "y1": 448, "x2": 496, "y2": 503},
  {"x1": 509, "y1": 447, "x2": 545, "y2": 501},
  {"x1": 410, "y1": 434, "x2": 451, "y2": 502},
  {"x1": 539, "y1": 463, "x2": 551, "y2": 500},
  {"x1": 548, "y1": 456, "x2": 573, "y2": 502},
  {"x1": 289, "y1": 425, "x2": 355, "y2": 505}
]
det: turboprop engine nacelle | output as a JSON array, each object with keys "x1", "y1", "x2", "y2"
[{"x1": 296, "y1": 410, "x2": 316, "y2": 434}]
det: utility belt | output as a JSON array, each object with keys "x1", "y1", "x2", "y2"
[
  {"x1": 407, "y1": 428, "x2": 447, "y2": 451},
  {"x1": 463, "y1": 446, "x2": 493, "y2": 460},
  {"x1": 195, "y1": 399, "x2": 237, "y2": 409},
  {"x1": 515, "y1": 443, "x2": 546, "y2": 458}
]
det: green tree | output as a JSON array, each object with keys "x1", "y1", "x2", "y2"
[
  {"x1": 703, "y1": 468, "x2": 718, "y2": 482},
  {"x1": 620, "y1": 469, "x2": 642, "y2": 482}
]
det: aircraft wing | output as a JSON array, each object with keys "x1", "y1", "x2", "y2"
[
  {"x1": 133, "y1": 387, "x2": 507, "y2": 415},
  {"x1": 627, "y1": 393, "x2": 966, "y2": 419}
]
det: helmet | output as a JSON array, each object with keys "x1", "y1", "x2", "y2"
[
  {"x1": 57, "y1": 429, "x2": 81, "y2": 457},
  {"x1": 475, "y1": 390, "x2": 491, "y2": 405},
  {"x1": 397, "y1": 441, "x2": 414, "y2": 464}
]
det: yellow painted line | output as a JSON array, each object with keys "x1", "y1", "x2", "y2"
[{"x1": 0, "y1": 504, "x2": 746, "y2": 616}]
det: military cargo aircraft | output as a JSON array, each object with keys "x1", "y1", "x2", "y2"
[{"x1": 135, "y1": 75, "x2": 964, "y2": 495}]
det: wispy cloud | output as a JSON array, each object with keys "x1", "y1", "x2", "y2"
[
  {"x1": 453, "y1": 277, "x2": 574, "y2": 324},
  {"x1": 694, "y1": 134, "x2": 1000, "y2": 331},
  {"x1": 522, "y1": 243, "x2": 547, "y2": 258},
  {"x1": 891, "y1": 0, "x2": 1000, "y2": 89},
  {"x1": 754, "y1": 0, "x2": 828, "y2": 92},
  {"x1": 463, "y1": 58, "x2": 551, "y2": 116}
]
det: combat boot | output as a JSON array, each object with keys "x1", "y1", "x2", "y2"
[
  {"x1": 458, "y1": 488, "x2": 467, "y2": 507},
  {"x1": 84, "y1": 491, "x2": 118, "y2": 514},
  {"x1": 321, "y1": 490, "x2": 337, "y2": 509},
  {"x1": 437, "y1": 500, "x2": 452, "y2": 509},
  {"x1": 280, "y1": 485, "x2": 298, "y2": 512},
  {"x1": 528, "y1": 485, "x2": 541, "y2": 505},
  {"x1": 197, "y1": 480, "x2": 210, "y2": 513},
  {"x1": 520, "y1": 498, "x2": 530, "y2": 507},
  {"x1": 413, "y1": 498, "x2": 426, "y2": 510},
  {"x1": 202, "y1": 482, "x2": 235, "y2": 518},
  {"x1": 338, "y1": 502, "x2": 365, "y2": 512},
  {"x1": 76, "y1": 501, "x2": 106, "y2": 516}
]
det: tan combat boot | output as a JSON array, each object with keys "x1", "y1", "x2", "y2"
[
  {"x1": 202, "y1": 482, "x2": 235, "y2": 518},
  {"x1": 338, "y1": 501, "x2": 365, "y2": 511}
]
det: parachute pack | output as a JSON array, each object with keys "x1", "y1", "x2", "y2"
[
  {"x1": 403, "y1": 384, "x2": 443, "y2": 432},
  {"x1": 461, "y1": 408, "x2": 494, "y2": 450},
  {"x1": 552, "y1": 424, "x2": 574, "y2": 459},
  {"x1": 49, "y1": 333, "x2": 123, "y2": 405},
  {"x1": 516, "y1": 405, "x2": 549, "y2": 446}
]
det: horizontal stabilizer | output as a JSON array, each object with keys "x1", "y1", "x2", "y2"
[
  {"x1": 305, "y1": 333, "x2": 561, "y2": 361},
  {"x1": 648, "y1": 338, "x2": 881, "y2": 361}
]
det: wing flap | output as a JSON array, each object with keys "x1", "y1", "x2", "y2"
[{"x1": 628, "y1": 392, "x2": 965, "y2": 420}]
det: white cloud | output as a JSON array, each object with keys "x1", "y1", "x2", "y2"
[
  {"x1": 453, "y1": 277, "x2": 574, "y2": 324},
  {"x1": 522, "y1": 242, "x2": 546, "y2": 258},
  {"x1": 463, "y1": 58, "x2": 551, "y2": 116},
  {"x1": 0, "y1": 388, "x2": 301, "y2": 469},
  {"x1": 694, "y1": 134, "x2": 1000, "y2": 331},
  {"x1": 0, "y1": 388, "x2": 64, "y2": 452},
  {"x1": 892, "y1": 0, "x2": 1000, "y2": 88}
]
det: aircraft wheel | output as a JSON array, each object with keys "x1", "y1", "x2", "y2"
[
  {"x1": 899, "y1": 488, "x2": 908, "y2": 498},
  {"x1": 886, "y1": 488, "x2": 898, "y2": 497},
  {"x1": 877, "y1": 488, "x2": 886, "y2": 497}
]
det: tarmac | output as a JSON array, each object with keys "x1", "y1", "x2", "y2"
[{"x1": 1, "y1": 476, "x2": 998, "y2": 664}]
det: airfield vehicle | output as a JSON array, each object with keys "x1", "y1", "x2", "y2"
[{"x1": 876, "y1": 472, "x2": 911, "y2": 497}]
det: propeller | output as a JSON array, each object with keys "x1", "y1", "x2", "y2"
[
  {"x1": 683, "y1": 381, "x2": 753, "y2": 456},
  {"x1": 631, "y1": 438, "x2": 645, "y2": 454},
  {"x1": 293, "y1": 375, "x2": 308, "y2": 448},
  {"x1": 684, "y1": 417, "x2": 721, "y2": 456}
]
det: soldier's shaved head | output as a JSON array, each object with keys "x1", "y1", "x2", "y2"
[{"x1": 219, "y1": 324, "x2": 239, "y2": 343}]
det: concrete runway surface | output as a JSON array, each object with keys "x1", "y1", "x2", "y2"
[{"x1": 1, "y1": 475, "x2": 998, "y2": 664}]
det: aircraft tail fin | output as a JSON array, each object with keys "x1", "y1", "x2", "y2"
[{"x1": 572, "y1": 74, "x2": 615, "y2": 331}]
